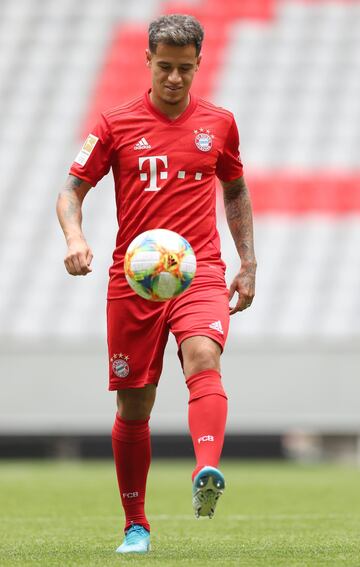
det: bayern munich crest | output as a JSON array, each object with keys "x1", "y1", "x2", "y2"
[
  {"x1": 194, "y1": 128, "x2": 214, "y2": 152},
  {"x1": 111, "y1": 353, "x2": 130, "y2": 378}
]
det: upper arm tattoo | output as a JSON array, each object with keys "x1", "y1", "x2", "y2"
[
  {"x1": 62, "y1": 175, "x2": 92, "y2": 203},
  {"x1": 64, "y1": 174, "x2": 91, "y2": 195},
  {"x1": 64, "y1": 175, "x2": 84, "y2": 191},
  {"x1": 57, "y1": 175, "x2": 91, "y2": 222},
  {"x1": 222, "y1": 176, "x2": 247, "y2": 200}
]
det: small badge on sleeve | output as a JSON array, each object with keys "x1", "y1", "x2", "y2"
[{"x1": 74, "y1": 134, "x2": 99, "y2": 166}]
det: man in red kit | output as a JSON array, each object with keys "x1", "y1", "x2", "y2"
[{"x1": 57, "y1": 14, "x2": 256, "y2": 554}]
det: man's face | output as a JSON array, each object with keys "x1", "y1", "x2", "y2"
[{"x1": 146, "y1": 42, "x2": 201, "y2": 106}]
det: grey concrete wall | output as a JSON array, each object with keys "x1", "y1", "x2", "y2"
[{"x1": 1, "y1": 338, "x2": 359, "y2": 435}]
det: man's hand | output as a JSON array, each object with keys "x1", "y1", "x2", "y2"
[
  {"x1": 64, "y1": 236, "x2": 93, "y2": 276},
  {"x1": 221, "y1": 176, "x2": 257, "y2": 315},
  {"x1": 228, "y1": 263, "x2": 256, "y2": 315}
]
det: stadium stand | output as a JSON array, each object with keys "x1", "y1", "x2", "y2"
[{"x1": 0, "y1": 0, "x2": 359, "y2": 343}]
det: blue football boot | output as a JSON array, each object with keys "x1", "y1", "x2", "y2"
[
  {"x1": 116, "y1": 524, "x2": 150, "y2": 554},
  {"x1": 192, "y1": 466, "x2": 225, "y2": 519}
]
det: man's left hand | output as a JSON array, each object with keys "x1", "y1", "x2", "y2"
[{"x1": 228, "y1": 264, "x2": 256, "y2": 315}]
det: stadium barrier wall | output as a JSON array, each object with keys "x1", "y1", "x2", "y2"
[{"x1": 1, "y1": 339, "x2": 359, "y2": 435}]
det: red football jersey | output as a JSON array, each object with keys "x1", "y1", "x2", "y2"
[{"x1": 70, "y1": 91, "x2": 243, "y2": 299}]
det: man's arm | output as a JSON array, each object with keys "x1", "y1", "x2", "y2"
[
  {"x1": 221, "y1": 176, "x2": 257, "y2": 314},
  {"x1": 56, "y1": 174, "x2": 93, "y2": 276}
]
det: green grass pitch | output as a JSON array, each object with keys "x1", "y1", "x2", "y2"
[{"x1": 1, "y1": 459, "x2": 360, "y2": 566}]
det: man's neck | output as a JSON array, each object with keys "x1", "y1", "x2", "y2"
[{"x1": 150, "y1": 91, "x2": 190, "y2": 120}]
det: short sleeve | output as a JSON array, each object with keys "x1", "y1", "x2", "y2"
[
  {"x1": 69, "y1": 114, "x2": 114, "y2": 186},
  {"x1": 215, "y1": 116, "x2": 244, "y2": 182}
]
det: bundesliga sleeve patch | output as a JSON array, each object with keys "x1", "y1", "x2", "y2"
[{"x1": 74, "y1": 134, "x2": 99, "y2": 166}]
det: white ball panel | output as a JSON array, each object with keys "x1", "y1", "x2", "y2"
[
  {"x1": 149, "y1": 229, "x2": 184, "y2": 252},
  {"x1": 130, "y1": 251, "x2": 160, "y2": 272},
  {"x1": 180, "y1": 255, "x2": 197, "y2": 275}
]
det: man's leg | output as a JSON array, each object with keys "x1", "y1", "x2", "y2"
[
  {"x1": 181, "y1": 336, "x2": 227, "y2": 478},
  {"x1": 112, "y1": 385, "x2": 156, "y2": 553},
  {"x1": 107, "y1": 296, "x2": 168, "y2": 550},
  {"x1": 181, "y1": 336, "x2": 227, "y2": 518}
]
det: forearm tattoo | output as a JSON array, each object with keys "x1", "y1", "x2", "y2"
[{"x1": 223, "y1": 177, "x2": 256, "y2": 267}]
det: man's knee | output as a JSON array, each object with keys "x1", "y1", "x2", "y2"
[
  {"x1": 189, "y1": 345, "x2": 219, "y2": 372},
  {"x1": 117, "y1": 384, "x2": 156, "y2": 420},
  {"x1": 181, "y1": 336, "x2": 221, "y2": 377}
]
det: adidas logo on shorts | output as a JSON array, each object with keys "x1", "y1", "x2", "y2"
[
  {"x1": 209, "y1": 320, "x2": 224, "y2": 335},
  {"x1": 134, "y1": 137, "x2": 151, "y2": 150}
]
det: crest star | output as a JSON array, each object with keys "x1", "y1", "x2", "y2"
[
  {"x1": 206, "y1": 129, "x2": 210, "y2": 133},
  {"x1": 119, "y1": 353, "x2": 123, "y2": 358},
  {"x1": 194, "y1": 129, "x2": 198, "y2": 134},
  {"x1": 200, "y1": 127, "x2": 204, "y2": 132},
  {"x1": 124, "y1": 355, "x2": 129, "y2": 361}
]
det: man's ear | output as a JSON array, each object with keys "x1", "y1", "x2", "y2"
[
  {"x1": 145, "y1": 49, "x2": 152, "y2": 68},
  {"x1": 195, "y1": 54, "x2": 202, "y2": 71}
]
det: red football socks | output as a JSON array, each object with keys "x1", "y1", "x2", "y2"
[
  {"x1": 112, "y1": 413, "x2": 151, "y2": 532},
  {"x1": 186, "y1": 370, "x2": 228, "y2": 480}
]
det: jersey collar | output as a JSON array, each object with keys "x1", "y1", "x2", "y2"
[{"x1": 144, "y1": 89, "x2": 197, "y2": 125}]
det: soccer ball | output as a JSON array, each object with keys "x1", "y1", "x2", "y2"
[{"x1": 124, "y1": 229, "x2": 197, "y2": 301}]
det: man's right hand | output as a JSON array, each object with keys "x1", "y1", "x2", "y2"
[{"x1": 64, "y1": 237, "x2": 93, "y2": 276}]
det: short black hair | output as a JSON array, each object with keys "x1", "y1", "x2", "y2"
[{"x1": 148, "y1": 14, "x2": 204, "y2": 56}]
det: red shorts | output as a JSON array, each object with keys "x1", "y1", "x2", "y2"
[{"x1": 107, "y1": 264, "x2": 230, "y2": 390}]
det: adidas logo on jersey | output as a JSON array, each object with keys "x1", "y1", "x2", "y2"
[
  {"x1": 209, "y1": 320, "x2": 224, "y2": 334},
  {"x1": 134, "y1": 137, "x2": 151, "y2": 150}
]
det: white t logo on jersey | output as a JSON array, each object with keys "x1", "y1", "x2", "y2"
[{"x1": 139, "y1": 155, "x2": 168, "y2": 191}]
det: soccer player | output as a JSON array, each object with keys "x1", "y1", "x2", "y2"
[{"x1": 57, "y1": 14, "x2": 256, "y2": 554}]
